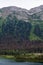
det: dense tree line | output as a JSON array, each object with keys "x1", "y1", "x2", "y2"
[
  {"x1": 0, "y1": 15, "x2": 43, "y2": 53},
  {"x1": 34, "y1": 24, "x2": 42, "y2": 38},
  {"x1": 1, "y1": 15, "x2": 32, "y2": 40}
]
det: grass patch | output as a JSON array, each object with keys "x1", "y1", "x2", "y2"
[{"x1": 0, "y1": 53, "x2": 43, "y2": 62}]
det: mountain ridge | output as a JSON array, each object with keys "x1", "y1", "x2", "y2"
[{"x1": 0, "y1": 5, "x2": 43, "y2": 20}]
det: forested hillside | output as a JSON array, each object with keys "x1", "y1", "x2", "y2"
[{"x1": 0, "y1": 5, "x2": 43, "y2": 52}]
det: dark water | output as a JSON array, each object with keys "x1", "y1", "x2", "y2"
[{"x1": 0, "y1": 58, "x2": 43, "y2": 65}]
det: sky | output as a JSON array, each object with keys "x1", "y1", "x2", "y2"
[{"x1": 0, "y1": 0, "x2": 43, "y2": 10}]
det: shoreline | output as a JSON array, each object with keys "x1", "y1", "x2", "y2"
[{"x1": 0, "y1": 53, "x2": 43, "y2": 62}]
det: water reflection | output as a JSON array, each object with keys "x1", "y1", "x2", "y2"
[{"x1": 0, "y1": 58, "x2": 43, "y2": 65}]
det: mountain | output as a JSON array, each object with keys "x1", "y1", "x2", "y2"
[{"x1": 0, "y1": 5, "x2": 43, "y2": 52}]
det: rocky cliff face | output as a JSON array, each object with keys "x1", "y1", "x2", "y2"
[
  {"x1": 0, "y1": 5, "x2": 43, "y2": 20},
  {"x1": 0, "y1": 6, "x2": 29, "y2": 22}
]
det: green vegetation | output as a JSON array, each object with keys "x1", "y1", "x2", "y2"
[
  {"x1": 0, "y1": 15, "x2": 43, "y2": 53},
  {"x1": 29, "y1": 24, "x2": 41, "y2": 41},
  {"x1": 0, "y1": 15, "x2": 43, "y2": 41},
  {"x1": 0, "y1": 6, "x2": 43, "y2": 63},
  {"x1": 0, "y1": 53, "x2": 43, "y2": 62},
  {"x1": 0, "y1": 50, "x2": 43, "y2": 62}
]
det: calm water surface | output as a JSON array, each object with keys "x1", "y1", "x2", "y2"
[{"x1": 0, "y1": 58, "x2": 43, "y2": 65}]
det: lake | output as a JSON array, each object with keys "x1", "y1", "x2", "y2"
[{"x1": 0, "y1": 58, "x2": 43, "y2": 65}]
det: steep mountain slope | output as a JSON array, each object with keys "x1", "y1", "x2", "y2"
[{"x1": 0, "y1": 5, "x2": 43, "y2": 52}]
